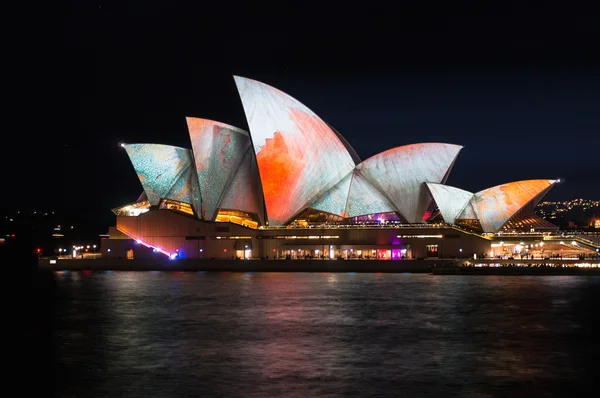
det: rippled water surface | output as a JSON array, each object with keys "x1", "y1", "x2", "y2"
[{"x1": 50, "y1": 272, "x2": 600, "y2": 397}]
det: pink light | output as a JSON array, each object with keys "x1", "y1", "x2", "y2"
[{"x1": 116, "y1": 229, "x2": 171, "y2": 257}]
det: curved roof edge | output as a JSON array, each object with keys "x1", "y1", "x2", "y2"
[
  {"x1": 123, "y1": 143, "x2": 189, "y2": 151},
  {"x1": 327, "y1": 123, "x2": 361, "y2": 165},
  {"x1": 185, "y1": 116, "x2": 249, "y2": 136},
  {"x1": 359, "y1": 142, "x2": 464, "y2": 164}
]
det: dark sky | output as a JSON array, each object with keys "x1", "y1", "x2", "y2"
[{"x1": 5, "y1": 3, "x2": 600, "y2": 232}]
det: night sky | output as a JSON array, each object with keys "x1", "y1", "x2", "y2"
[{"x1": 5, "y1": 4, "x2": 600, "y2": 233}]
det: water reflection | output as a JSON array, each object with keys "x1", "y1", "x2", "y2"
[{"x1": 53, "y1": 272, "x2": 600, "y2": 397}]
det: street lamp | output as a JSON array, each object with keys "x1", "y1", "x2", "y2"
[{"x1": 93, "y1": 244, "x2": 97, "y2": 254}]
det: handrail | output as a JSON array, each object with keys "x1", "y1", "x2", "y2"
[
  {"x1": 449, "y1": 225, "x2": 493, "y2": 240},
  {"x1": 543, "y1": 235, "x2": 600, "y2": 249}
]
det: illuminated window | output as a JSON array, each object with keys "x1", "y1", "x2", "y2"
[
  {"x1": 215, "y1": 209, "x2": 259, "y2": 229},
  {"x1": 377, "y1": 249, "x2": 390, "y2": 260},
  {"x1": 398, "y1": 235, "x2": 443, "y2": 238},
  {"x1": 112, "y1": 200, "x2": 151, "y2": 216},
  {"x1": 426, "y1": 245, "x2": 439, "y2": 257},
  {"x1": 159, "y1": 199, "x2": 194, "y2": 216},
  {"x1": 213, "y1": 236, "x2": 252, "y2": 240}
]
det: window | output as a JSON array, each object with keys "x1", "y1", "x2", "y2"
[{"x1": 426, "y1": 245, "x2": 439, "y2": 257}]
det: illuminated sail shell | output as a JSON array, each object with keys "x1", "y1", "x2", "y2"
[
  {"x1": 123, "y1": 144, "x2": 201, "y2": 215},
  {"x1": 467, "y1": 179, "x2": 557, "y2": 233},
  {"x1": 428, "y1": 179, "x2": 557, "y2": 232},
  {"x1": 186, "y1": 117, "x2": 264, "y2": 222},
  {"x1": 234, "y1": 76, "x2": 356, "y2": 225},
  {"x1": 345, "y1": 170, "x2": 397, "y2": 217},
  {"x1": 357, "y1": 143, "x2": 463, "y2": 223},
  {"x1": 309, "y1": 171, "x2": 353, "y2": 217},
  {"x1": 425, "y1": 183, "x2": 473, "y2": 224},
  {"x1": 218, "y1": 147, "x2": 266, "y2": 225}
]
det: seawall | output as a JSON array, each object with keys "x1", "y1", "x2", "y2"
[
  {"x1": 38, "y1": 258, "x2": 600, "y2": 274},
  {"x1": 39, "y1": 258, "x2": 437, "y2": 273}
]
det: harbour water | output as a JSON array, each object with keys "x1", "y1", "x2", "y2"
[{"x1": 48, "y1": 271, "x2": 600, "y2": 397}]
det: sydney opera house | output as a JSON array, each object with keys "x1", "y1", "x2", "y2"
[{"x1": 102, "y1": 76, "x2": 560, "y2": 261}]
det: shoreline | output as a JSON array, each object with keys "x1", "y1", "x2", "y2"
[{"x1": 38, "y1": 257, "x2": 600, "y2": 275}]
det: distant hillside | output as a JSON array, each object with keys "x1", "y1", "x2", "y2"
[
  {"x1": 535, "y1": 199, "x2": 600, "y2": 229},
  {"x1": 1, "y1": 208, "x2": 103, "y2": 256}
]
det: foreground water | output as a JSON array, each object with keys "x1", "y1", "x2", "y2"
[{"x1": 50, "y1": 272, "x2": 600, "y2": 397}]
